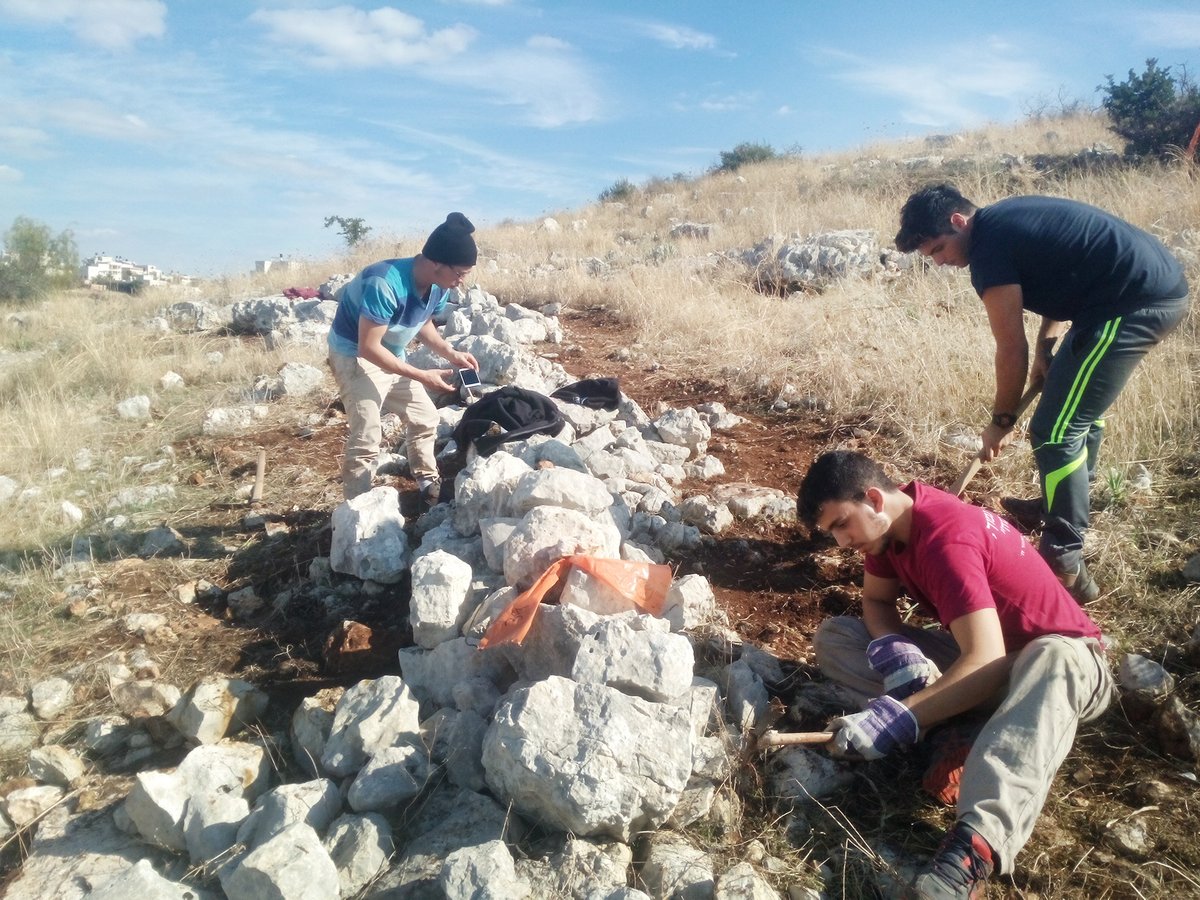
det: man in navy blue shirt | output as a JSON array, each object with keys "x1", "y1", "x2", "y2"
[{"x1": 895, "y1": 185, "x2": 1188, "y2": 601}]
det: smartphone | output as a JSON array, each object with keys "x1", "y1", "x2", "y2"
[{"x1": 456, "y1": 368, "x2": 481, "y2": 389}]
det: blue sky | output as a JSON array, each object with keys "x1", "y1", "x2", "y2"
[{"x1": 1, "y1": 1, "x2": 1198, "y2": 277}]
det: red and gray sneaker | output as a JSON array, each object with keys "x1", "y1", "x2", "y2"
[{"x1": 912, "y1": 822, "x2": 995, "y2": 899}]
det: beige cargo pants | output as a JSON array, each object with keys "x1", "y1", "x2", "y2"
[
  {"x1": 815, "y1": 616, "x2": 1112, "y2": 874},
  {"x1": 328, "y1": 352, "x2": 440, "y2": 500}
]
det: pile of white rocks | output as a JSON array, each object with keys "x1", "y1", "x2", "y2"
[
  {"x1": 731, "y1": 229, "x2": 911, "y2": 295},
  {"x1": 0, "y1": 281, "x2": 829, "y2": 899}
]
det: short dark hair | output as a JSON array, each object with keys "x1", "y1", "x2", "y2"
[
  {"x1": 797, "y1": 450, "x2": 897, "y2": 529},
  {"x1": 894, "y1": 183, "x2": 977, "y2": 252}
]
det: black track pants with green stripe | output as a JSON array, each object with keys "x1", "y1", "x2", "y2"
[{"x1": 1029, "y1": 294, "x2": 1189, "y2": 574}]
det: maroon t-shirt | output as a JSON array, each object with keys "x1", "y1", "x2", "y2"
[{"x1": 865, "y1": 482, "x2": 1101, "y2": 651}]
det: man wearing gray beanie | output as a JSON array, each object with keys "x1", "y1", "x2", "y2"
[{"x1": 327, "y1": 212, "x2": 480, "y2": 505}]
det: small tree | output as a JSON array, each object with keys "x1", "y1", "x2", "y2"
[
  {"x1": 1100, "y1": 58, "x2": 1200, "y2": 160},
  {"x1": 0, "y1": 216, "x2": 79, "y2": 303},
  {"x1": 714, "y1": 142, "x2": 779, "y2": 173},
  {"x1": 599, "y1": 178, "x2": 637, "y2": 203},
  {"x1": 324, "y1": 215, "x2": 372, "y2": 248}
]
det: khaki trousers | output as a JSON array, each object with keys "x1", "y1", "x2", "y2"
[
  {"x1": 814, "y1": 616, "x2": 1112, "y2": 873},
  {"x1": 328, "y1": 352, "x2": 440, "y2": 500}
]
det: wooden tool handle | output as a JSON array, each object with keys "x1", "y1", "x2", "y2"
[
  {"x1": 951, "y1": 382, "x2": 1043, "y2": 497},
  {"x1": 757, "y1": 731, "x2": 835, "y2": 748}
]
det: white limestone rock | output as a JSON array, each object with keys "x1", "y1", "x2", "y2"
[
  {"x1": 347, "y1": 744, "x2": 434, "y2": 813},
  {"x1": 183, "y1": 791, "x2": 249, "y2": 866},
  {"x1": 651, "y1": 407, "x2": 710, "y2": 457},
  {"x1": 89, "y1": 858, "x2": 217, "y2": 900},
  {"x1": 236, "y1": 779, "x2": 342, "y2": 850},
  {"x1": 482, "y1": 676, "x2": 692, "y2": 841},
  {"x1": 409, "y1": 550, "x2": 476, "y2": 649},
  {"x1": 321, "y1": 676, "x2": 422, "y2": 777},
  {"x1": 766, "y1": 745, "x2": 856, "y2": 802},
  {"x1": 572, "y1": 617, "x2": 695, "y2": 703},
  {"x1": 640, "y1": 834, "x2": 715, "y2": 899},
  {"x1": 29, "y1": 678, "x2": 74, "y2": 721},
  {"x1": 330, "y1": 486, "x2": 410, "y2": 584},
  {"x1": 116, "y1": 395, "x2": 152, "y2": 421},
  {"x1": 221, "y1": 822, "x2": 339, "y2": 900},
  {"x1": 503, "y1": 505, "x2": 621, "y2": 590},
  {"x1": 290, "y1": 686, "x2": 343, "y2": 778},
  {"x1": 440, "y1": 839, "x2": 529, "y2": 900},
  {"x1": 662, "y1": 574, "x2": 719, "y2": 631},
  {"x1": 2, "y1": 785, "x2": 65, "y2": 828},
  {"x1": 479, "y1": 517, "x2": 522, "y2": 573},
  {"x1": 397, "y1": 638, "x2": 514, "y2": 712},
  {"x1": 452, "y1": 451, "x2": 533, "y2": 537},
  {"x1": 28, "y1": 745, "x2": 85, "y2": 788},
  {"x1": 509, "y1": 467, "x2": 614, "y2": 518},
  {"x1": 323, "y1": 812, "x2": 392, "y2": 898},
  {"x1": 167, "y1": 677, "x2": 268, "y2": 745},
  {"x1": 715, "y1": 861, "x2": 779, "y2": 899}
]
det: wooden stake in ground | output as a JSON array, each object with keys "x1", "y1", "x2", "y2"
[{"x1": 250, "y1": 448, "x2": 266, "y2": 504}]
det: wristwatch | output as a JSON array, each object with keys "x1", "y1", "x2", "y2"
[{"x1": 991, "y1": 412, "x2": 1017, "y2": 429}]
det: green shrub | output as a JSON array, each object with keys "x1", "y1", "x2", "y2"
[
  {"x1": 599, "y1": 178, "x2": 638, "y2": 203},
  {"x1": 0, "y1": 216, "x2": 79, "y2": 303},
  {"x1": 714, "y1": 142, "x2": 779, "y2": 173},
  {"x1": 1099, "y1": 58, "x2": 1200, "y2": 160}
]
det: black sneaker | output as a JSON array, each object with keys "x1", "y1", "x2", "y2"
[
  {"x1": 999, "y1": 496, "x2": 1043, "y2": 532},
  {"x1": 912, "y1": 823, "x2": 995, "y2": 899},
  {"x1": 1061, "y1": 559, "x2": 1100, "y2": 604}
]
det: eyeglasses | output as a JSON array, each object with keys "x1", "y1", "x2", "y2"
[{"x1": 441, "y1": 264, "x2": 472, "y2": 278}]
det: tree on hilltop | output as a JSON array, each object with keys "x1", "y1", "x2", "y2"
[
  {"x1": 0, "y1": 216, "x2": 80, "y2": 303},
  {"x1": 324, "y1": 215, "x2": 372, "y2": 248},
  {"x1": 1100, "y1": 59, "x2": 1200, "y2": 160}
]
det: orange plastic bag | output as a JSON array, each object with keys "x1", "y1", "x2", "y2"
[{"x1": 477, "y1": 555, "x2": 673, "y2": 649}]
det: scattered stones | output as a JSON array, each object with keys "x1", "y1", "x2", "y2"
[
  {"x1": 28, "y1": 745, "x2": 85, "y2": 788},
  {"x1": 29, "y1": 678, "x2": 74, "y2": 721}
]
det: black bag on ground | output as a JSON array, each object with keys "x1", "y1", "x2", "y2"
[
  {"x1": 549, "y1": 377, "x2": 621, "y2": 410},
  {"x1": 451, "y1": 386, "x2": 566, "y2": 458}
]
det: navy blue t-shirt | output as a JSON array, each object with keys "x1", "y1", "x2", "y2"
[{"x1": 969, "y1": 196, "x2": 1187, "y2": 325}]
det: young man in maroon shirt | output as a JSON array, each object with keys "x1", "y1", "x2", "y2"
[{"x1": 798, "y1": 450, "x2": 1112, "y2": 900}]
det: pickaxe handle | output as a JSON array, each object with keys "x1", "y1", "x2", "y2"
[
  {"x1": 950, "y1": 382, "x2": 1043, "y2": 497},
  {"x1": 756, "y1": 730, "x2": 835, "y2": 748}
]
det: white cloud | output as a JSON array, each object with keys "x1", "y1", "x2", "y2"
[
  {"x1": 0, "y1": 164, "x2": 23, "y2": 182},
  {"x1": 0, "y1": 0, "x2": 165, "y2": 49},
  {"x1": 821, "y1": 41, "x2": 1044, "y2": 128},
  {"x1": 372, "y1": 122, "x2": 581, "y2": 197},
  {"x1": 698, "y1": 91, "x2": 756, "y2": 112},
  {"x1": 1128, "y1": 11, "x2": 1200, "y2": 49},
  {"x1": 45, "y1": 99, "x2": 157, "y2": 141},
  {"x1": 250, "y1": 6, "x2": 476, "y2": 67},
  {"x1": 0, "y1": 124, "x2": 52, "y2": 155},
  {"x1": 528, "y1": 35, "x2": 571, "y2": 51},
  {"x1": 635, "y1": 21, "x2": 717, "y2": 51}
]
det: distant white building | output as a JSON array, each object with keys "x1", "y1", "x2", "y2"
[
  {"x1": 83, "y1": 254, "x2": 161, "y2": 284},
  {"x1": 81, "y1": 254, "x2": 193, "y2": 288},
  {"x1": 255, "y1": 254, "x2": 299, "y2": 274}
]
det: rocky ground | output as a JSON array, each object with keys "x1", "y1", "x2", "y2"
[{"x1": 1, "y1": 303, "x2": 1198, "y2": 899}]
